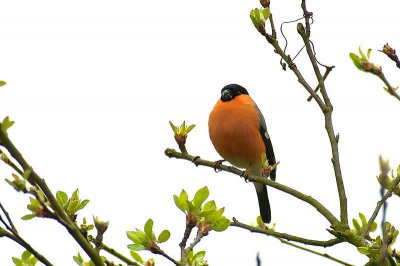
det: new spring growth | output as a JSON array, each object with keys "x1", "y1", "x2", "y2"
[
  {"x1": 260, "y1": 0, "x2": 270, "y2": 8},
  {"x1": 350, "y1": 47, "x2": 382, "y2": 75},
  {"x1": 381, "y1": 43, "x2": 400, "y2": 68},
  {"x1": 169, "y1": 121, "x2": 195, "y2": 153},
  {"x1": 94, "y1": 216, "x2": 109, "y2": 237},
  {"x1": 250, "y1": 8, "x2": 270, "y2": 34},
  {"x1": 378, "y1": 156, "x2": 390, "y2": 189},
  {"x1": 261, "y1": 153, "x2": 279, "y2": 178},
  {"x1": 377, "y1": 162, "x2": 400, "y2": 196}
]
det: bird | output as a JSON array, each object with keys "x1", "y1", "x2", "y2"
[{"x1": 208, "y1": 84, "x2": 276, "y2": 223}]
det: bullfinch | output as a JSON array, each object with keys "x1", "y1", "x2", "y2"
[{"x1": 208, "y1": 84, "x2": 276, "y2": 223}]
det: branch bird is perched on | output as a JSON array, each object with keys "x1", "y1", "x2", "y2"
[{"x1": 208, "y1": 84, "x2": 276, "y2": 223}]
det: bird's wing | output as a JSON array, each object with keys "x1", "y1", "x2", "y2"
[{"x1": 254, "y1": 103, "x2": 276, "y2": 181}]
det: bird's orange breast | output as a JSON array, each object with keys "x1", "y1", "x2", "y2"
[{"x1": 208, "y1": 95, "x2": 265, "y2": 170}]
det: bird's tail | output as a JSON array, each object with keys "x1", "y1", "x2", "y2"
[{"x1": 255, "y1": 184, "x2": 271, "y2": 223}]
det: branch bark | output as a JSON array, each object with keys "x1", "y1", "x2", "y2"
[{"x1": 165, "y1": 148, "x2": 340, "y2": 226}]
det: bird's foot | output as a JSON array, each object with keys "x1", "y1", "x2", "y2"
[
  {"x1": 240, "y1": 170, "x2": 249, "y2": 182},
  {"x1": 192, "y1": 156, "x2": 200, "y2": 166},
  {"x1": 213, "y1": 159, "x2": 225, "y2": 172}
]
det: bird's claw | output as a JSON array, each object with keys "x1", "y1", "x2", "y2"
[
  {"x1": 240, "y1": 170, "x2": 249, "y2": 182},
  {"x1": 213, "y1": 160, "x2": 225, "y2": 172},
  {"x1": 192, "y1": 156, "x2": 200, "y2": 166}
]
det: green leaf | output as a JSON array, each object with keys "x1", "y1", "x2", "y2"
[
  {"x1": 193, "y1": 186, "x2": 209, "y2": 208},
  {"x1": 359, "y1": 47, "x2": 367, "y2": 60},
  {"x1": 130, "y1": 250, "x2": 144, "y2": 264},
  {"x1": 76, "y1": 199, "x2": 90, "y2": 211},
  {"x1": 128, "y1": 243, "x2": 146, "y2": 251},
  {"x1": 21, "y1": 214, "x2": 36, "y2": 220},
  {"x1": 144, "y1": 219, "x2": 154, "y2": 238},
  {"x1": 200, "y1": 200, "x2": 217, "y2": 217},
  {"x1": 186, "y1": 124, "x2": 196, "y2": 134},
  {"x1": 261, "y1": 7, "x2": 270, "y2": 21},
  {"x1": 370, "y1": 221, "x2": 378, "y2": 232},
  {"x1": 397, "y1": 165, "x2": 400, "y2": 178},
  {"x1": 187, "y1": 201, "x2": 196, "y2": 214},
  {"x1": 352, "y1": 218, "x2": 361, "y2": 232},
  {"x1": 0, "y1": 81, "x2": 6, "y2": 87},
  {"x1": 56, "y1": 191, "x2": 68, "y2": 206},
  {"x1": 173, "y1": 195, "x2": 185, "y2": 212},
  {"x1": 349, "y1": 53, "x2": 363, "y2": 70},
  {"x1": 71, "y1": 189, "x2": 80, "y2": 202},
  {"x1": 1, "y1": 116, "x2": 15, "y2": 132},
  {"x1": 22, "y1": 250, "x2": 32, "y2": 260},
  {"x1": 359, "y1": 213, "x2": 367, "y2": 227},
  {"x1": 169, "y1": 121, "x2": 177, "y2": 133},
  {"x1": 22, "y1": 169, "x2": 31, "y2": 180},
  {"x1": 357, "y1": 246, "x2": 370, "y2": 255},
  {"x1": 202, "y1": 200, "x2": 216, "y2": 212},
  {"x1": 29, "y1": 257, "x2": 38, "y2": 265},
  {"x1": 73, "y1": 252, "x2": 84, "y2": 265},
  {"x1": 212, "y1": 217, "x2": 230, "y2": 232},
  {"x1": 208, "y1": 207, "x2": 225, "y2": 223},
  {"x1": 366, "y1": 48, "x2": 372, "y2": 59},
  {"x1": 127, "y1": 231, "x2": 142, "y2": 244},
  {"x1": 67, "y1": 200, "x2": 79, "y2": 214},
  {"x1": 192, "y1": 250, "x2": 206, "y2": 261},
  {"x1": 12, "y1": 258, "x2": 23, "y2": 266},
  {"x1": 158, "y1": 229, "x2": 170, "y2": 243}
]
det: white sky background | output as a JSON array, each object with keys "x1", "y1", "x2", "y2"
[{"x1": 0, "y1": 0, "x2": 400, "y2": 265}]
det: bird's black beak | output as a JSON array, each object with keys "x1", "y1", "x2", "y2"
[{"x1": 221, "y1": 89, "x2": 233, "y2": 102}]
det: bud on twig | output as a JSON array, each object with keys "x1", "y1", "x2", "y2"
[{"x1": 260, "y1": 0, "x2": 270, "y2": 8}]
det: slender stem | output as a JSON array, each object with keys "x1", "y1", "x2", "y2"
[
  {"x1": 280, "y1": 238, "x2": 354, "y2": 266},
  {"x1": 154, "y1": 248, "x2": 180, "y2": 266},
  {"x1": 307, "y1": 67, "x2": 334, "y2": 102},
  {"x1": 231, "y1": 218, "x2": 342, "y2": 247},
  {"x1": 188, "y1": 229, "x2": 204, "y2": 251},
  {"x1": 3, "y1": 229, "x2": 54, "y2": 266},
  {"x1": 0, "y1": 129, "x2": 104, "y2": 265},
  {"x1": 0, "y1": 148, "x2": 24, "y2": 175},
  {"x1": 101, "y1": 242, "x2": 140, "y2": 266},
  {"x1": 165, "y1": 148, "x2": 340, "y2": 226},
  {"x1": 363, "y1": 175, "x2": 400, "y2": 238},
  {"x1": 179, "y1": 223, "x2": 195, "y2": 262},
  {"x1": 0, "y1": 203, "x2": 17, "y2": 233},
  {"x1": 298, "y1": 3, "x2": 348, "y2": 226},
  {"x1": 378, "y1": 72, "x2": 400, "y2": 102}
]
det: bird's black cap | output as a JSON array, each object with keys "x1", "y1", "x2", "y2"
[{"x1": 221, "y1": 84, "x2": 249, "y2": 102}]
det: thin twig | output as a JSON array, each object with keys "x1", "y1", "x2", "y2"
[
  {"x1": 231, "y1": 218, "x2": 342, "y2": 247},
  {"x1": 154, "y1": 248, "x2": 180, "y2": 266},
  {"x1": 0, "y1": 218, "x2": 53, "y2": 266},
  {"x1": 377, "y1": 72, "x2": 400, "y2": 102},
  {"x1": 280, "y1": 238, "x2": 354, "y2": 266},
  {"x1": 307, "y1": 66, "x2": 334, "y2": 102},
  {"x1": 298, "y1": 1, "x2": 348, "y2": 226},
  {"x1": 101, "y1": 242, "x2": 140, "y2": 266},
  {"x1": 363, "y1": 175, "x2": 400, "y2": 238},
  {"x1": 0, "y1": 203, "x2": 17, "y2": 233},
  {"x1": 165, "y1": 148, "x2": 339, "y2": 226},
  {"x1": 188, "y1": 229, "x2": 204, "y2": 251},
  {"x1": 179, "y1": 223, "x2": 195, "y2": 261}
]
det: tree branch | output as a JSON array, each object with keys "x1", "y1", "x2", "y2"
[
  {"x1": 165, "y1": 148, "x2": 340, "y2": 226},
  {"x1": 0, "y1": 129, "x2": 104, "y2": 265},
  {"x1": 231, "y1": 218, "x2": 342, "y2": 247}
]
